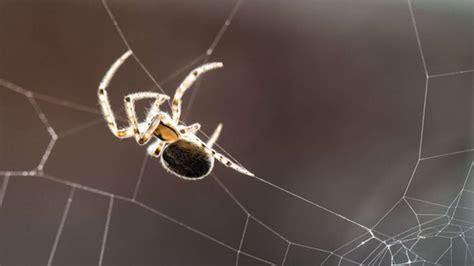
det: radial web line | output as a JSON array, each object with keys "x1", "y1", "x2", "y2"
[
  {"x1": 26, "y1": 95, "x2": 58, "y2": 173},
  {"x1": 0, "y1": 174, "x2": 10, "y2": 208},
  {"x1": 235, "y1": 214, "x2": 250, "y2": 266},
  {"x1": 213, "y1": 174, "x2": 296, "y2": 243},
  {"x1": 449, "y1": 163, "x2": 474, "y2": 221},
  {"x1": 281, "y1": 243, "x2": 291, "y2": 265},
  {"x1": 132, "y1": 153, "x2": 148, "y2": 200},
  {"x1": 249, "y1": 216, "x2": 290, "y2": 243},
  {"x1": 323, "y1": 231, "x2": 371, "y2": 264},
  {"x1": 99, "y1": 196, "x2": 114, "y2": 266},
  {"x1": 429, "y1": 69, "x2": 474, "y2": 79},
  {"x1": 407, "y1": 0, "x2": 428, "y2": 78},
  {"x1": 0, "y1": 78, "x2": 101, "y2": 115},
  {"x1": 251, "y1": 174, "x2": 371, "y2": 231},
  {"x1": 100, "y1": 0, "x2": 167, "y2": 98},
  {"x1": 292, "y1": 242, "x2": 360, "y2": 265},
  {"x1": 213, "y1": 175, "x2": 293, "y2": 244},
  {"x1": 159, "y1": 52, "x2": 207, "y2": 87},
  {"x1": 182, "y1": 0, "x2": 243, "y2": 119},
  {"x1": 47, "y1": 187, "x2": 75, "y2": 266},
  {"x1": 57, "y1": 118, "x2": 105, "y2": 138},
  {"x1": 212, "y1": 175, "x2": 249, "y2": 214},
  {"x1": 420, "y1": 148, "x2": 474, "y2": 161}
]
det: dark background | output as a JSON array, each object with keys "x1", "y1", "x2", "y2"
[{"x1": 0, "y1": 0, "x2": 473, "y2": 265}]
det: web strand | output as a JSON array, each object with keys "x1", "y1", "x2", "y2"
[
  {"x1": 0, "y1": 174, "x2": 10, "y2": 208},
  {"x1": 235, "y1": 214, "x2": 250, "y2": 266},
  {"x1": 182, "y1": 0, "x2": 243, "y2": 120},
  {"x1": 99, "y1": 196, "x2": 114, "y2": 266},
  {"x1": 132, "y1": 153, "x2": 148, "y2": 200},
  {"x1": 47, "y1": 187, "x2": 75, "y2": 266},
  {"x1": 101, "y1": 0, "x2": 167, "y2": 98}
]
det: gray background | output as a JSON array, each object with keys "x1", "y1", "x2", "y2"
[{"x1": 0, "y1": 0, "x2": 473, "y2": 265}]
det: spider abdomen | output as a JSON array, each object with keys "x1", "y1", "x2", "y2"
[{"x1": 160, "y1": 139, "x2": 214, "y2": 179}]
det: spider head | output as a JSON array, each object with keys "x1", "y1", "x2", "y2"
[{"x1": 160, "y1": 139, "x2": 214, "y2": 180}]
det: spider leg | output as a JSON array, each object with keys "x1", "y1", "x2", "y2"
[
  {"x1": 191, "y1": 136, "x2": 254, "y2": 177},
  {"x1": 124, "y1": 92, "x2": 168, "y2": 145},
  {"x1": 172, "y1": 62, "x2": 223, "y2": 122},
  {"x1": 146, "y1": 93, "x2": 170, "y2": 121},
  {"x1": 147, "y1": 139, "x2": 165, "y2": 157},
  {"x1": 179, "y1": 123, "x2": 201, "y2": 134},
  {"x1": 214, "y1": 151, "x2": 254, "y2": 176},
  {"x1": 98, "y1": 50, "x2": 133, "y2": 138},
  {"x1": 207, "y1": 123, "x2": 222, "y2": 148}
]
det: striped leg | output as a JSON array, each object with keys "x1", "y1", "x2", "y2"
[
  {"x1": 172, "y1": 62, "x2": 223, "y2": 122},
  {"x1": 213, "y1": 151, "x2": 254, "y2": 177},
  {"x1": 147, "y1": 139, "x2": 165, "y2": 157},
  {"x1": 179, "y1": 123, "x2": 201, "y2": 134},
  {"x1": 124, "y1": 92, "x2": 168, "y2": 145},
  {"x1": 146, "y1": 93, "x2": 170, "y2": 121},
  {"x1": 192, "y1": 136, "x2": 254, "y2": 177},
  {"x1": 98, "y1": 50, "x2": 133, "y2": 138}
]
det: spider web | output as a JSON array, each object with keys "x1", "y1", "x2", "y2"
[{"x1": 0, "y1": 0, "x2": 473, "y2": 265}]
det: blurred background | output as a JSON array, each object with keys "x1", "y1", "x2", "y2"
[{"x1": 0, "y1": 0, "x2": 473, "y2": 265}]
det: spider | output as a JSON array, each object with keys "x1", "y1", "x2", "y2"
[{"x1": 97, "y1": 50, "x2": 254, "y2": 180}]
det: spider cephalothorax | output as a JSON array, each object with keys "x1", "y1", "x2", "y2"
[{"x1": 98, "y1": 50, "x2": 254, "y2": 180}]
